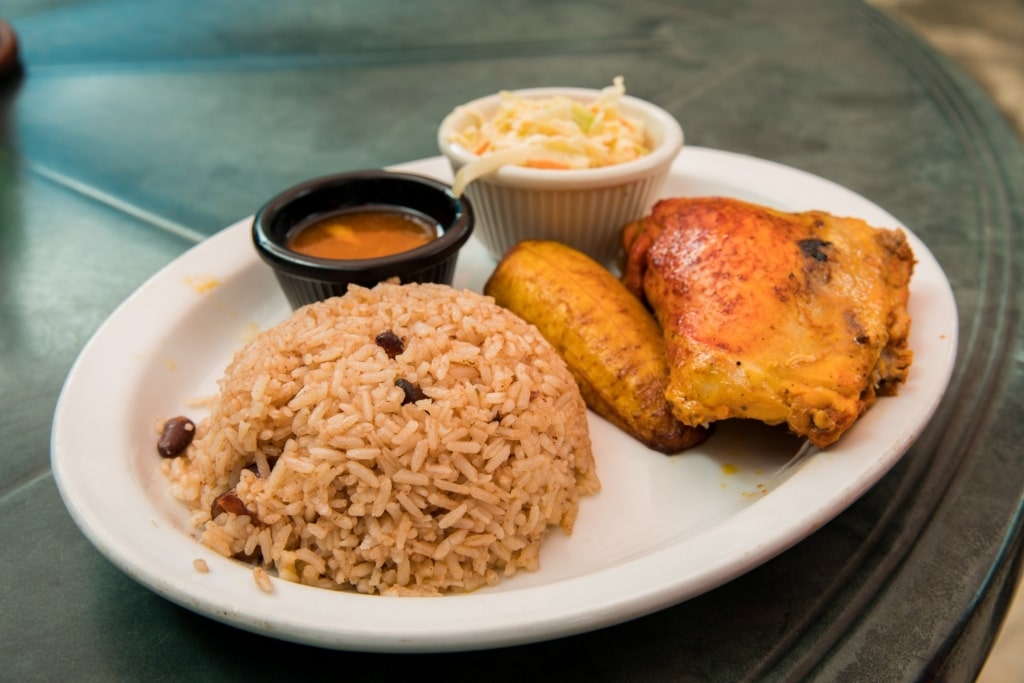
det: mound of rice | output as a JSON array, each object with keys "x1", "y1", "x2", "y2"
[{"x1": 163, "y1": 281, "x2": 599, "y2": 595}]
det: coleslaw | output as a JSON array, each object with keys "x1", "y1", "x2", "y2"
[{"x1": 447, "y1": 77, "x2": 650, "y2": 196}]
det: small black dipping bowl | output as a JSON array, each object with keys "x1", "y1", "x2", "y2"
[{"x1": 252, "y1": 170, "x2": 474, "y2": 309}]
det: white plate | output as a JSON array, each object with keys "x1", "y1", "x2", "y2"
[{"x1": 51, "y1": 147, "x2": 958, "y2": 653}]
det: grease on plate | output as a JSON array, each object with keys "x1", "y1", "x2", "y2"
[{"x1": 184, "y1": 274, "x2": 221, "y2": 294}]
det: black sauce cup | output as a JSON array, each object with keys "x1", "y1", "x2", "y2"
[{"x1": 253, "y1": 170, "x2": 475, "y2": 309}]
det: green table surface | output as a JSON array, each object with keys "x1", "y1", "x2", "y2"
[{"x1": 2, "y1": 1, "x2": 1022, "y2": 680}]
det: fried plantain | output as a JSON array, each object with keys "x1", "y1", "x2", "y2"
[{"x1": 484, "y1": 240, "x2": 706, "y2": 454}]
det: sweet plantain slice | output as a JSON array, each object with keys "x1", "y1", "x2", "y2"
[{"x1": 484, "y1": 240, "x2": 706, "y2": 454}]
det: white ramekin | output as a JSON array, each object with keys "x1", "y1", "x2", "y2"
[{"x1": 437, "y1": 86, "x2": 683, "y2": 266}]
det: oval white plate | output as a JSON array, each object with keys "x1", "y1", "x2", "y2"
[{"x1": 51, "y1": 148, "x2": 958, "y2": 652}]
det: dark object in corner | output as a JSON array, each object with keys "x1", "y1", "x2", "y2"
[{"x1": 0, "y1": 20, "x2": 21, "y2": 80}]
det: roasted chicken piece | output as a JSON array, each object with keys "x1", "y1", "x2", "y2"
[{"x1": 622, "y1": 197, "x2": 915, "y2": 448}]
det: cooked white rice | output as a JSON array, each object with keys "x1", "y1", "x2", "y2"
[{"x1": 163, "y1": 281, "x2": 598, "y2": 595}]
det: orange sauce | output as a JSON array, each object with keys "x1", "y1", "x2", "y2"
[{"x1": 287, "y1": 209, "x2": 439, "y2": 260}]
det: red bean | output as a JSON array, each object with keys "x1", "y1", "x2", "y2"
[
  {"x1": 396, "y1": 378, "x2": 427, "y2": 405},
  {"x1": 375, "y1": 330, "x2": 405, "y2": 359},
  {"x1": 158, "y1": 416, "x2": 195, "y2": 458},
  {"x1": 211, "y1": 490, "x2": 255, "y2": 519}
]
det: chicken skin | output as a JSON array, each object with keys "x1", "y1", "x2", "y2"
[{"x1": 622, "y1": 197, "x2": 915, "y2": 448}]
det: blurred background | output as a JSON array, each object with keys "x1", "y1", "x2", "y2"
[
  {"x1": 869, "y1": 0, "x2": 1023, "y2": 136},
  {"x1": 868, "y1": 0, "x2": 1024, "y2": 681}
]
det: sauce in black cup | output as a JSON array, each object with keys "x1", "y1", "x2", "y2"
[{"x1": 253, "y1": 170, "x2": 474, "y2": 309}]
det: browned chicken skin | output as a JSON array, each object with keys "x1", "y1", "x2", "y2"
[{"x1": 622, "y1": 197, "x2": 915, "y2": 448}]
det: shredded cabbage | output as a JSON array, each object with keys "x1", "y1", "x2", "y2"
[{"x1": 447, "y1": 77, "x2": 650, "y2": 196}]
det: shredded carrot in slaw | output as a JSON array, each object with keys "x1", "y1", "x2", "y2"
[{"x1": 447, "y1": 77, "x2": 650, "y2": 196}]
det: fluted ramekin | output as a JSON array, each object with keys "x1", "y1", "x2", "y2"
[{"x1": 437, "y1": 87, "x2": 683, "y2": 265}]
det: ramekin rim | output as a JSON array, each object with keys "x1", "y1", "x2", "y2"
[{"x1": 436, "y1": 86, "x2": 684, "y2": 187}]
